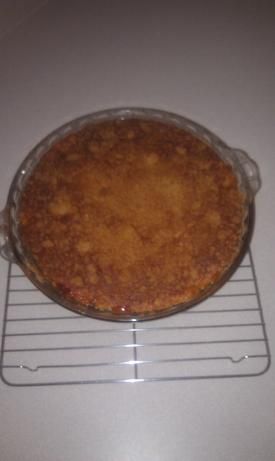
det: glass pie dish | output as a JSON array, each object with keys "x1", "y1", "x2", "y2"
[{"x1": 0, "y1": 108, "x2": 261, "y2": 321}]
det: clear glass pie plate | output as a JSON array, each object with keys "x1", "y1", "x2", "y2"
[{"x1": 0, "y1": 108, "x2": 261, "y2": 321}]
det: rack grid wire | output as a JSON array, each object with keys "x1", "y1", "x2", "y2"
[{"x1": 0, "y1": 249, "x2": 270, "y2": 386}]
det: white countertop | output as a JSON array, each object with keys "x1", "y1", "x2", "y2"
[{"x1": 0, "y1": 1, "x2": 275, "y2": 460}]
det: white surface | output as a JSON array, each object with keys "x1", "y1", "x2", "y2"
[
  {"x1": 0, "y1": 0, "x2": 48, "y2": 40},
  {"x1": 0, "y1": 1, "x2": 275, "y2": 460}
]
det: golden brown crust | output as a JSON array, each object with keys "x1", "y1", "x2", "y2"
[{"x1": 19, "y1": 119, "x2": 245, "y2": 314}]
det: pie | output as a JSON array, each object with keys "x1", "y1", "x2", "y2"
[{"x1": 18, "y1": 117, "x2": 245, "y2": 315}]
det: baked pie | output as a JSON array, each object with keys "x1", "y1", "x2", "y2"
[{"x1": 18, "y1": 116, "x2": 246, "y2": 317}]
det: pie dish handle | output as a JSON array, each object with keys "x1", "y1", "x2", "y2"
[
  {"x1": 230, "y1": 148, "x2": 261, "y2": 199},
  {"x1": 0, "y1": 208, "x2": 16, "y2": 262}
]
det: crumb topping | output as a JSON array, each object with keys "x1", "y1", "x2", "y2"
[{"x1": 19, "y1": 118, "x2": 245, "y2": 314}]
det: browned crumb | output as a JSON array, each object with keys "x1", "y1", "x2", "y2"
[{"x1": 18, "y1": 118, "x2": 245, "y2": 314}]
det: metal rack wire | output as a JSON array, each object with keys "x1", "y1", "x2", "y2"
[{"x1": 0, "y1": 249, "x2": 270, "y2": 386}]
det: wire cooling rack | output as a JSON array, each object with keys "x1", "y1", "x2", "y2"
[{"x1": 0, "y1": 249, "x2": 270, "y2": 386}]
